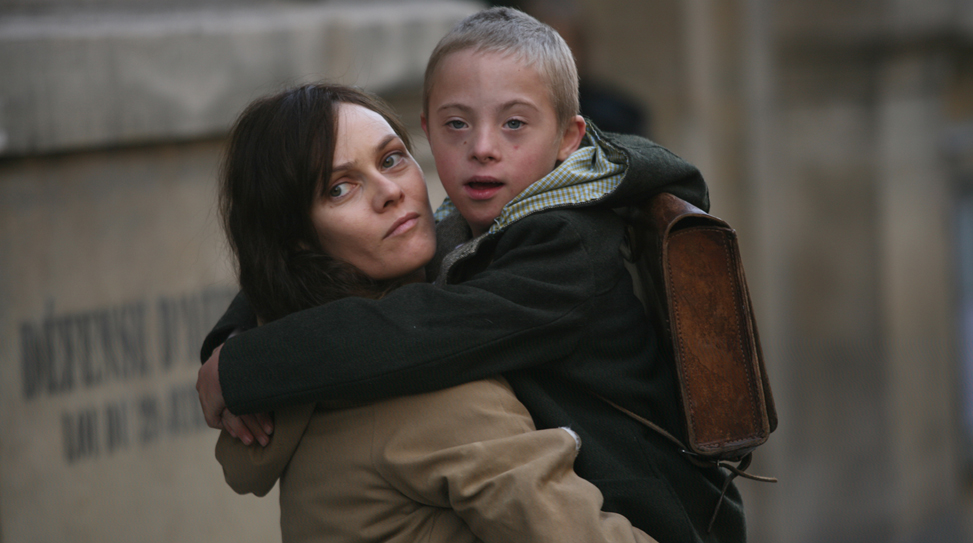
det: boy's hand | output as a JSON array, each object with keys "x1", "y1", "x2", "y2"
[
  {"x1": 197, "y1": 344, "x2": 274, "y2": 446},
  {"x1": 197, "y1": 344, "x2": 227, "y2": 427},
  {"x1": 221, "y1": 411, "x2": 274, "y2": 447}
]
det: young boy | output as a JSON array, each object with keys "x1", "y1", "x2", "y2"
[{"x1": 198, "y1": 7, "x2": 745, "y2": 542}]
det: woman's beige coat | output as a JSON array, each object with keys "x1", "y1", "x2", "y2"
[{"x1": 216, "y1": 376, "x2": 657, "y2": 543}]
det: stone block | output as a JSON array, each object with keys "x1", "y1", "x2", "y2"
[
  {"x1": 0, "y1": 140, "x2": 285, "y2": 542},
  {"x1": 0, "y1": 1, "x2": 480, "y2": 156}
]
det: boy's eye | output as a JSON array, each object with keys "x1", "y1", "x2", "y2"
[
  {"x1": 445, "y1": 120, "x2": 467, "y2": 130},
  {"x1": 504, "y1": 119, "x2": 525, "y2": 129}
]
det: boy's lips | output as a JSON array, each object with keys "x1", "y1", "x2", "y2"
[
  {"x1": 385, "y1": 212, "x2": 420, "y2": 238},
  {"x1": 464, "y1": 177, "x2": 504, "y2": 200}
]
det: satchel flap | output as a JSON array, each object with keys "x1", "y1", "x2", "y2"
[
  {"x1": 664, "y1": 225, "x2": 770, "y2": 455},
  {"x1": 618, "y1": 193, "x2": 777, "y2": 460}
]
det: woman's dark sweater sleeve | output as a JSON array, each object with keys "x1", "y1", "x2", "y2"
[{"x1": 217, "y1": 211, "x2": 616, "y2": 415}]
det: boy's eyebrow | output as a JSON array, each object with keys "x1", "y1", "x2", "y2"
[
  {"x1": 436, "y1": 99, "x2": 541, "y2": 114},
  {"x1": 498, "y1": 99, "x2": 541, "y2": 112},
  {"x1": 435, "y1": 102, "x2": 474, "y2": 114},
  {"x1": 331, "y1": 134, "x2": 400, "y2": 174}
]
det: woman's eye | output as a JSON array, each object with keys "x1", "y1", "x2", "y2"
[
  {"x1": 328, "y1": 182, "x2": 351, "y2": 199},
  {"x1": 505, "y1": 119, "x2": 525, "y2": 129},
  {"x1": 382, "y1": 153, "x2": 403, "y2": 169}
]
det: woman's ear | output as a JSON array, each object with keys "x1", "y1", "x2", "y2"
[{"x1": 557, "y1": 115, "x2": 587, "y2": 161}]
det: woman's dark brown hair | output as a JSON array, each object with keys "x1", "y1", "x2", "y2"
[{"x1": 219, "y1": 84, "x2": 415, "y2": 323}]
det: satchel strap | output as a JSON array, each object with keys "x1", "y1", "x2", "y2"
[{"x1": 593, "y1": 393, "x2": 776, "y2": 532}]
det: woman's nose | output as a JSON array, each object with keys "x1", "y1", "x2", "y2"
[{"x1": 373, "y1": 175, "x2": 405, "y2": 210}]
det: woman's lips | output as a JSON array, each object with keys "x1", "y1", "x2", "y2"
[
  {"x1": 385, "y1": 212, "x2": 419, "y2": 238},
  {"x1": 464, "y1": 177, "x2": 504, "y2": 200}
]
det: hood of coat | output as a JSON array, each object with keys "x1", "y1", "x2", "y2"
[
  {"x1": 597, "y1": 128, "x2": 709, "y2": 212},
  {"x1": 215, "y1": 403, "x2": 316, "y2": 497}
]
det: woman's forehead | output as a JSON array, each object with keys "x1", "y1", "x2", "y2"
[
  {"x1": 337, "y1": 103, "x2": 395, "y2": 133},
  {"x1": 333, "y1": 104, "x2": 399, "y2": 164}
]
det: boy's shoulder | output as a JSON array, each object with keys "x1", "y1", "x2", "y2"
[
  {"x1": 434, "y1": 206, "x2": 627, "y2": 287},
  {"x1": 506, "y1": 204, "x2": 618, "y2": 230},
  {"x1": 497, "y1": 206, "x2": 627, "y2": 256}
]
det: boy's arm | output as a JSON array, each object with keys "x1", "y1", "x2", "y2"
[
  {"x1": 207, "y1": 210, "x2": 618, "y2": 416},
  {"x1": 196, "y1": 294, "x2": 272, "y2": 441},
  {"x1": 199, "y1": 291, "x2": 257, "y2": 363}
]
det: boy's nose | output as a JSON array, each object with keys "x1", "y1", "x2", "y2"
[{"x1": 470, "y1": 128, "x2": 499, "y2": 163}]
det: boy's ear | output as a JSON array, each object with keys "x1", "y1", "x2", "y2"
[
  {"x1": 557, "y1": 115, "x2": 587, "y2": 161},
  {"x1": 420, "y1": 112, "x2": 429, "y2": 139}
]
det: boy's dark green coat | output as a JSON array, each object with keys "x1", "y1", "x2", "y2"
[{"x1": 202, "y1": 127, "x2": 746, "y2": 543}]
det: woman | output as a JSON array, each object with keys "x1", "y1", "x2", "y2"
[{"x1": 213, "y1": 84, "x2": 656, "y2": 543}]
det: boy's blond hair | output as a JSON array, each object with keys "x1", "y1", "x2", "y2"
[{"x1": 422, "y1": 6, "x2": 580, "y2": 129}]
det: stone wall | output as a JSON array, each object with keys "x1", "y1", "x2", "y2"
[{"x1": 0, "y1": 2, "x2": 477, "y2": 541}]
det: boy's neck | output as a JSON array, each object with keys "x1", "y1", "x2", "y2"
[{"x1": 469, "y1": 222, "x2": 488, "y2": 238}]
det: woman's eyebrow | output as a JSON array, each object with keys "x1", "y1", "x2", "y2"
[
  {"x1": 331, "y1": 134, "x2": 400, "y2": 174},
  {"x1": 376, "y1": 134, "x2": 400, "y2": 153}
]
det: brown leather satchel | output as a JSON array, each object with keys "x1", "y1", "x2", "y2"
[{"x1": 620, "y1": 193, "x2": 777, "y2": 463}]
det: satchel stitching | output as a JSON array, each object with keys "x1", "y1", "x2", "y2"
[
  {"x1": 721, "y1": 233, "x2": 763, "y2": 442},
  {"x1": 666, "y1": 229, "x2": 698, "y2": 446},
  {"x1": 666, "y1": 232, "x2": 689, "y2": 435}
]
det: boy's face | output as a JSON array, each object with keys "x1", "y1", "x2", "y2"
[{"x1": 422, "y1": 49, "x2": 585, "y2": 236}]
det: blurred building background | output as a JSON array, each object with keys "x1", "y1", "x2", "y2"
[{"x1": 2, "y1": 0, "x2": 972, "y2": 542}]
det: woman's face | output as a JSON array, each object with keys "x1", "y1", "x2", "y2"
[{"x1": 312, "y1": 103, "x2": 437, "y2": 282}]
